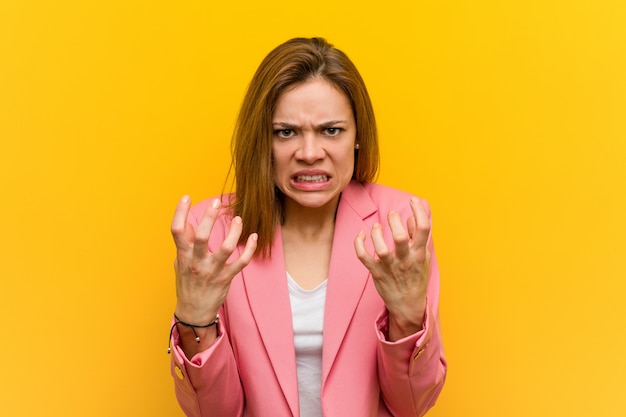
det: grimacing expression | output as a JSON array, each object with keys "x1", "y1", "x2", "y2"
[{"x1": 272, "y1": 78, "x2": 357, "y2": 212}]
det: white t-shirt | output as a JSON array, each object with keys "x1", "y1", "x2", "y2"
[{"x1": 287, "y1": 272, "x2": 327, "y2": 417}]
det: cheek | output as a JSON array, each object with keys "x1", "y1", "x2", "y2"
[{"x1": 341, "y1": 148, "x2": 356, "y2": 174}]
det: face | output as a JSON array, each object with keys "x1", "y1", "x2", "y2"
[{"x1": 272, "y1": 78, "x2": 356, "y2": 213}]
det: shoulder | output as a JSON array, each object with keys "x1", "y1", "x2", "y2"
[
  {"x1": 360, "y1": 182, "x2": 414, "y2": 202},
  {"x1": 344, "y1": 181, "x2": 432, "y2": 216}
]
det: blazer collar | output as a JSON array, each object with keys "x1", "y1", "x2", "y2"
[{"x1": 240, "y1": 181, "x2": 378, "y2": 415}]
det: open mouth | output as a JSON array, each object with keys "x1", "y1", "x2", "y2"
[{"x1": 294, "y1": 174, "x2": 328, "y2": 183}]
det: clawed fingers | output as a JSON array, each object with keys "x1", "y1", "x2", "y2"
[
  {"x1": 354, "y1": 198, "x2": 432, "y2": 274},
  {"x1": 370, "y1": 223, "x2": 394, "y2": 264},
  {"x1": 388, "y1": 211, "x2": 410, "y2": 259},
  {"x1": 353, "y1": 224, "x2": 394, "y2": 280},
  {"x1": 409, "y1": 197, "x2": 430, "y2": 249},
  {"x1": 212, "y1": 215, "x2": 244, "y2": 265},
  {"x1": 354, "y1": 199, "x2": 431, "y2": 332},
  {"x1": 354, "y1": 230, "x2": 377, "y2": 270},
  {"x1": 172, "y1": 196, "x2": 259, "y2": 331},
  {"x1": 227, "y1": 232, "x2": 258, "y2": 274},
  {"x1": 193, "y1": 199, "x2": 222, "y2": 259},
  {"x1": 171, "y1": 196, "x2": 259, "y2": 279},
  {"x1": 171, "y1": 195, "x2": 193, "y2": 250}
]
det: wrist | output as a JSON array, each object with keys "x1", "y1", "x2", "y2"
[
  {"x1": 176, "y1": 321, "x2": 217, "y2": 342},
  {"x1": 174, "y1": 304, "x2": 219, "y2": 325},
  {"x1": 175, "y1": 312, "x2": 219, "y2": 327},
  {"x1": 168, "y1": 313, "x2": 220, "y2": 357},
  {"x1": 386, "y1": 302, "x2": 427, "y2": 342}
]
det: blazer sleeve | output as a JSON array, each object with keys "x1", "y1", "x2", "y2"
[
  {"x1": 170, "y1": 320, "x2": 244, "y2": 417},
  {"x1": 169, "y1": 198, "x2": 245, "y2": 417},
  {"x1": 374, "y1": 203, "x2": 447, "y2": 417}
]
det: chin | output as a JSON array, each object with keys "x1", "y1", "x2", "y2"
[
  {"x1": 293, "y1": 198, "x2": 333, "y2": 209},
  {"x1": 285, "y1": 192, "x2": 340, "y2": 210}
]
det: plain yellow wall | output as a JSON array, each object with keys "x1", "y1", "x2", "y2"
[{"x1": 1, "y1": 0, "x2": 625, "y2": 416}]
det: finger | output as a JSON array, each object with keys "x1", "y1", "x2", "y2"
[
  {"x1": 354, "y1": 230, "x2": 378, "y2": 271},
  {"x1": 226, "y1": 232, "x2": 258, "y2": 275},
  {"x1": 388, "y1": 211, "x2": 410, "y2": 259},
  {"x1": 409, "y1": 197, "x2": 430, "y2": 249},
  {"x1": 212, "y1": 215, "x2": 244, "y2": 265},
  {"x1": 407, "y1": 215, "x2": 416, "y2": 240},
  {"x1": 370, "y1": 223, "x2": 393, "y2": 264},
  {"x1": 193, "y1": 198, "x2": 221, "y2": 259},
  {"x1": 171, "y1": 195, "x2": 192, "y2": 249}
]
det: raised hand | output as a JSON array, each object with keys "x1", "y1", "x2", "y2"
[
  {"x1": 354, "y1": 197, "x2": 431, "y2": 341},
  {"x1": 171, "y1": 196, "x2": 257, "y2": 355}
]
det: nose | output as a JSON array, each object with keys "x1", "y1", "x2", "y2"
[{"x1": 295, "y1": 133, "x2": 325, "y2": 164}]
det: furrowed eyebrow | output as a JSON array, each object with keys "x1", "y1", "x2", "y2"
[
  {"x1": 272, "y1": 120, "x2": 347, "y2": 129},
  {"x1": 272, "y1": 122, "x2": 297, "y2": 129},
  {"x1": 318, "y1": 120, "x2": 346, "y2": 128}
]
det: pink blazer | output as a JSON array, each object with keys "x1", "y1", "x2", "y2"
[{"x1": 170, "y1": 181, "x2": 447, "y2": 417}]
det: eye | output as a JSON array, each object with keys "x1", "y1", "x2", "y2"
[
  {"x1": 274, "y1": 129, "x2": 295, "y2": 139},
  {"x1": 324, "y1": 127, "x2": 343, "y2": 137}
]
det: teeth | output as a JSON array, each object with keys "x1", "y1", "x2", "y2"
[{"x1": 296, "y1": 175, "x2": 327, "y2": 182}]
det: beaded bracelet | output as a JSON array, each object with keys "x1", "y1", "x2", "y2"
[{"x1": 167, "y1": 314, "x2": 219, "y2": 354}]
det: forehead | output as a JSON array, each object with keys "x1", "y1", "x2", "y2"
[{"x1": 273, "y1": 78, "x2": 352, "y2": 120}]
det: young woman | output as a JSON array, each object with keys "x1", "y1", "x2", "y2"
[{"x1": 169, "y1": 37, "x2": 446, "y2": 417}]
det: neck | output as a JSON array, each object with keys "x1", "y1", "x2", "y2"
[{"x1": 281, "y1": 196, "x2": 339, "y2": 240}]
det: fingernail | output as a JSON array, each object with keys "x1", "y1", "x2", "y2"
[
  {"x1": 411, "y1": 196, "x2": 419, "y2": 204},
  {"x1": 181, "y1": 195, "x2": 190, "y2": 203},
  {"x1": 212, "y1": 199, "x2": 220, "y2": 209}
]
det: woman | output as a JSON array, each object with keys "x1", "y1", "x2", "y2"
[{"x1": 169, "y1": 37, "x2": 446, "y2": 417}]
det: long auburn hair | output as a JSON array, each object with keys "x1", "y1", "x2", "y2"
[{"x1": 228, "y1": 37, "x2": 379, "y2": 257}]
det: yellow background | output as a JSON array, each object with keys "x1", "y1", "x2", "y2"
[{"x1": 1, "y1": 0, "x2": 625, "y2": 416}]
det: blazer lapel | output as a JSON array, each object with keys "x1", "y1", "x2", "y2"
[
  {"x1": 241, "y1": 228, "x2": 299, "y2": 417},
  {"x1": 322, "y1": 181, "x2": 378, "y2": 383}
]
